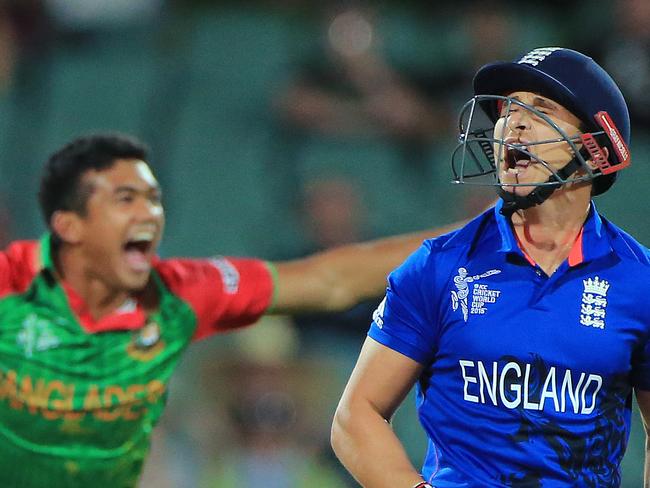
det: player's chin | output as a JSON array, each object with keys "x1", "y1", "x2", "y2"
[
  {"x1": 514, "y1": 185, "x2": 537, "y2": 196},
  {"x1": 119, "y1": 270, "x2": 152, "y2": 292},
  {"x1": 499, "y1": 182, "x2": 536, "y2": 197}
]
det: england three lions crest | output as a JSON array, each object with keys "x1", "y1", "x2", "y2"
[
  {"x1": 451, "y1": 267, "x2": 502, "y2": 322},
  {"x1": 580, "y1": 276, "x2": 610, "y2": 329}
]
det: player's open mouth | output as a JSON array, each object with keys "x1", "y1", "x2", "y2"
[
  {"x1": 504, "y1": 147, "x2": 532, "y2": 174},
  {"x1": 123, "y1": 231, "x2": 155, "y2": 273}
]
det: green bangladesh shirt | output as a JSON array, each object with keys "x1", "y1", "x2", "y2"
[{"x1": 0, "y1": 236, "x2": 273, "y2": 487}]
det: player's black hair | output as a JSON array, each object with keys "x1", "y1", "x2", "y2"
[{"x1": 38, "y1": 132, "x2": 150, "y2": 228}]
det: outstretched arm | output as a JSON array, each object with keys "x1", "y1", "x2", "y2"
[
  {"x1": 269, "y1": 222, "x2": 461, "y2": 315},
  {"x1": 331, "y1": 337, "x2": 426, "y2": 487}
]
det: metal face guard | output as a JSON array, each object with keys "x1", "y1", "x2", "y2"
[{"x1": 451, "y1": 95, "x2": 602, "y2": 189}]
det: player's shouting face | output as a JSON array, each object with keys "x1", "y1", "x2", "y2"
[
  {"x1": 72, "y1": 159, "x2": 164, "y2": 291},
  {"x1": 493, "y1": 91, "x2": 584, "y2": 196}
]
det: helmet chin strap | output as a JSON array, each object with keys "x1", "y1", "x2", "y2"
[{"x1": 497, "y1": 154, "x2": 585, "y2": 216}]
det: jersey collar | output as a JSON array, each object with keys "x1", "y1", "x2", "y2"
[
  {"x1": 39, "y1": 234, "x2": 149, "y2": 334},
  {"x1": 494, "y1": 199, "x2": 613, "y2": 267}
]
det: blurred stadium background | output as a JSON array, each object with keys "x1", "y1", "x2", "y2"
[{"x1": 1, "y1": 0, "x2": 649, "y2": 486}]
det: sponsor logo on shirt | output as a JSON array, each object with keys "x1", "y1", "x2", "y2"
[
  {"x1": 210, "y1": 257, "x2": 240, "y2": 294},
  {"x1": 451, "y1": 267, "x2": 502, "y2": 322},
  {"x1": 580, "y1": 276, "x2": 610, "y2": 330},
  {"x1": 372, "y1": 297, "x2": 386, "y2": 328},
  {"x1": 458, "y1": 359, "x2": 603, "y2": 414},
  {"x1": 16, "y1": 313, "x2": 61, "y2": 357}
]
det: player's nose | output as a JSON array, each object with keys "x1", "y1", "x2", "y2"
[
  {"x1": 135, "y1": 196, "x2": 163, "y2": 223},
  {"x1": 507, "y1": 110, "x2": 531, "y2": 132}
]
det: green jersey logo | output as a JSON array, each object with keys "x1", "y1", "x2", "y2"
[{"x1": 16, "y1": 314, "x2": 61, "y2": 358}]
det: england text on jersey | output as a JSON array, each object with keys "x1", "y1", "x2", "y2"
[{"x1": 459, "y1": 359, "x2": 602, "y2": 414}]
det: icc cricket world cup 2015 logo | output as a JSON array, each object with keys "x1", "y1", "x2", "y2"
[{"x1": 451, "y1": 267, "x2": 501, "y2": 322}]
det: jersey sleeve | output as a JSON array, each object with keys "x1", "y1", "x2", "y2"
[
  {"x1": 155, "y1": 257, "x2": 275, "y2": 341},
  {"x1": 0, "y1": 240, "x2": 39, "y2": 297},
  {"x1": 368, "y1": 240, "x2": 439, "y2": 365}
]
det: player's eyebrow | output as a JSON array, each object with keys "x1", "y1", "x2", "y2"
[
  {"x1": 114, "y1": 184, "x2": 161, "y2": 195},
  {"x1": 531, "y1": 96, "x2": 558, "y2": 110},
  {"x1": 508, "y1": 95, "x2": 557, "y2": 111}
]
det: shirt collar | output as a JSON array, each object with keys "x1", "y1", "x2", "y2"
[
  {"x1": 39, "y1": 233, "x2": 54, "y2": 270},
  {"x1": 61, "y1": 281, "x2": 148, "y2": 334},
  {"x1": 494, "y1": 199, "x2": 613, "y2": 266}
]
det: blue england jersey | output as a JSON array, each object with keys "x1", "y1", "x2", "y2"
[{"x1": 369, "y1": 200, "x2": 650, "y2": 487}]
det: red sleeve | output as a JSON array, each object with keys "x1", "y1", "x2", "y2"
[
  {"x1": 154, "y1": 257, "x2": 275, "y2": 341},
  {"x1": 0, "y1": 240, "x2": 39, "y2": 297}
]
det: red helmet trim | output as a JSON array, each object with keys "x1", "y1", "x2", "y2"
[
  {"x1": 580, "y1": 133, "x2": 611, "y2": 173},
  {"x1": 594, "y1": 111, "x2": 631, "y2": 172}
]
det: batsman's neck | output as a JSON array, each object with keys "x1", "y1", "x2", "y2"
[{"x1": 510, "y1": 184, "x2": 591, "y2": 274}]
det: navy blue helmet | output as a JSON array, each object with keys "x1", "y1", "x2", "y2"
[{"x1": 472, "y1": 47, "x2": 631, "y2": 195}]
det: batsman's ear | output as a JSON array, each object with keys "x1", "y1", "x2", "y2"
[{"x1": 51, "y1": 210, "x2": 84, "y2": 245}]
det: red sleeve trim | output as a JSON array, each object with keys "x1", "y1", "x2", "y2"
[
  {"x1": 0, "y1": 241, "x2": 39, "y2": 297},
  {"x1": 154, "y1": 257, "x2": 274, "y2": 341}
]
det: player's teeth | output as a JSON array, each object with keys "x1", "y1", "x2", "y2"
[{"x1": 131, "y1": 231, "x2": 154, "y2": 241}]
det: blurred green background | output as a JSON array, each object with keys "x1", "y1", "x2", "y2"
[{"x1": 1, "y1": 0, "x2": 649, "y2": 486}]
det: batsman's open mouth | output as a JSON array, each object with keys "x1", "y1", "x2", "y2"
[{"x1": 504, "y1": 147, "x2": 533, "y2": 174}]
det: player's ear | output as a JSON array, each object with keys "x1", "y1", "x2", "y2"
[{"x1": 51, "y1": 210, "x2": 84, "y2": 245}]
